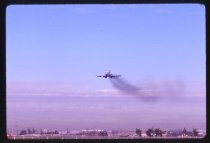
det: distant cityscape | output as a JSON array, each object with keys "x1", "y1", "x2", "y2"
[{"x1": 7, "y1": 127, "x2": 206, "y2": 139}]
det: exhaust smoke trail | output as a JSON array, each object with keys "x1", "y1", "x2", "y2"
[
  {"x1": 109, "y1": 77, "x2": 186, "y2": 101},
  {"x1": 109, "y1": 77, "x2": 158, "y2": 101}
]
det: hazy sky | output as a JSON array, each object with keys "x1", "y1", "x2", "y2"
[{"x1": 6, "y1": 4, "x2": 206, "y2": 132}]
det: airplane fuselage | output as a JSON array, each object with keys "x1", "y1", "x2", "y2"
[{"x1": 97, "y1": 71, "x2": 121, "y2": 79}]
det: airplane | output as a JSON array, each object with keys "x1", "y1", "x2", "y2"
[{"x1": 96, "y1": 71, "x2": 121, "y2": 79}]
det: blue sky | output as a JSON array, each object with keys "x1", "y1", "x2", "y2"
[
  {"x1": 6, "y1": 4, "x2": 206, "y2": 131},
  {"x1": 7, "y1": 4, "x2": 205, "y2": 84}
]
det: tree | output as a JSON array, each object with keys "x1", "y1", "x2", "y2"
[
  {"x1": 182, "y1": 128, "x2": 187, "y2": 136},
  {"x1": 19, "y1": 130, "x2": 27, "y2": 135},
  {"x1": 146, "y1": 128, "x2": 155, "y2": 137},
  {"x1": 27, "y1": 128, "x2": 32, "y2": 134},
  {"x1": 32, "y1": 128, "x2": 36, "y2": 134},
  {"x1": 136, "y1": 128, "x2": 141, "y2": 137},
  {"x1": 155, "y1": 128, "x2": 162, "y2": 137},
  {"x1": 193, "y1": 129, "x2": 199, "y2": 137}
]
